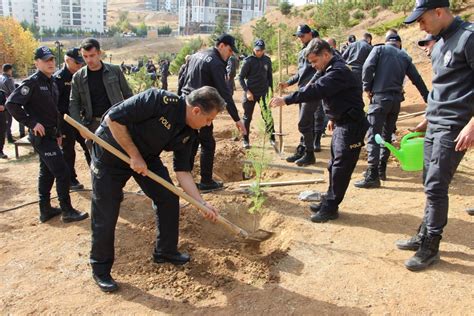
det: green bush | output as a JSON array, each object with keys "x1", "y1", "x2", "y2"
[
  {"x1": 169, "y1": 37, "x2": 203, "y2": 74},
  {"x1": 352, "y1": 10, "x2": 365, "y2": 20},
  {"x1": 370, "y1": 8, "x2": 378, "y2": 18},
  {"x1": 279, "y1": 0, "x2": 293, "y2": 16},
  {"x1": 368, "y1": 16, "x2": 406, "y2": 35},
  {"x1": 157, "y1": 25, "x2": 172, "y2": 35}
]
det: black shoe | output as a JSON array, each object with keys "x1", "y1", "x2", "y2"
[
  {"x1": 309, "y1": 202, "x2": 323, "y2": 213},
  {"x1": 0, "y1": 152, "x2": 7, "y2": 159},
  {"x1": 153, "y1": 251, "x2": 190, "y2": 265},
  {"x1": 295, "y1": 151, "x2": 315, "y2": 166},
  {"x1": 243, "y1": 140, "x2": 251, "y2": 149},
  {"x1": 7, "y1": 136, "x2": 14, "y2": 144},
  {"x1": 310, "y1": 209, "x2": 339, "y2": 223},
  {"x1": 61, "y1": 205, "x2": 89, "y2": 223},
  {"x1": 354, "y1": 168, "x2": 381, "y2": 189},
  {"x1": 379, "y1": 161, "x2": 387, "y2": 181},
  {"x1": 405, "y1": 235, "x2": 441, "y2": 271},
  {"x1": 396, "y1": 223, "x2": 426, "y2": 251},
  {"x1": 466, "y1": 208, "x2": 474, "y2": 216},
  {"x1": 286, "y1": 145, "x2": 305, "y2": 163},
  {"x1": 197, "y1": 180, "x2": 224, "y2": 191},
  {"x1": 93, "y1": 273, "x2": 119, "y2": 292},
  {"x1": 70, "y1": 179, "x2": 84, "y2": 191},
  {"x1": 39, "y1": 202, "x2": 62, "y2": 223},
  {"x1": 314, "y1": 132, "x2": 322, "y2": 152}
]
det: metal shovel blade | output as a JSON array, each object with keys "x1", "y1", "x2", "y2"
[{"x1": 242, "y1": 229, "x2": 274, "y2": 243}]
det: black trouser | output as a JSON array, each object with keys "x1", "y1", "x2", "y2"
[
  {"x1": 322, "y1": 118, "x2": 369, "y2": 212},
  {"x1": 421, "y1": 125, "x2": 465, "y2": 236},
  {"x1": 61, "y1": 117, "x2": 91, "y2": 181},
  {"x1": 298, "y1": 101, "x2": 320, "y2": 151},
  {"x1": 314, "y1": 101, "x2": 326, "y2": 134},
  {"x1": 227, "y1": 76, "x2": 236, "y2": 96},
  {"x1": 5, "y1": 110, "x2": 12, "y2": 139},
  {"x1": 242, "y1": 94, "x2": 275, "y2": 141},
  {"x1": 0, "y1": 111, "x2": 6, "y2": 152},
  {"x1": 161, "y1": 76, "x2": 168, "y2": 91},
  {"x1": 29, "y1": 132, "x2": 71, "y2": 205},
  {"x1": 85, "y1": 119, "x2": 101, "y2": 152},
  {"x1": 90, "y1": 142, "x2": 179, "y2": 277},
  {"x1": 191, "y1": 124, "x2": 215, "y2": 184},
  {"x1": 366, "y1": 94, "x2": 401, "y2": 168}
]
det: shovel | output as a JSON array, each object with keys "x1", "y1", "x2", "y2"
[
  {"x1": 273, "y1": 28, "x2": 285, "y2": 156},
  {"x1": 64, "y1": 115, "x2": 273, "y2": 243}
]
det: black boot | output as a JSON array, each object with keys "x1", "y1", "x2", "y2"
[
  {"x1": 405, "y1": 234, "x2": 441, "y2": 271},
  {"x1": 153, "y1": 251, "x2": 190, "y2": 265},
  {"x1": 378, "y1": 161, "x2": 387, "y2": 181},
  {"x1": 466, "y1": 208, "x2": 474, "y2": 216},
  {"x1": 295, "y1": 151, "x2": 316, "y2": 166},
  {"x1": 93, "y1": 273, "x2": 119, "y2": 292},
  {"x1": 60, "y1": 202, "x2": 89, "y2": 223},
  {"x1": 314, "y1": 132, "x2": 322, "y2": 152},
  {"x1": 39, "y1": 201, "x2": 62, "y2": 223},
  {"x1": 354, "y1": 167, "x2": 381, "y2": 188},
  {"x1": 396, "y1": 222, "x2": 426, "y2": 251},
  {"x1": 286, "y1": 145, "x2": 305, "y2": 163},
  {"x1": 310, "y1": 207, "x2": 339, "y2": 223}
]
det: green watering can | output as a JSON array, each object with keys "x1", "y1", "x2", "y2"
[{"x1": 374, "y1": 132, "x2": 425, "y2": 171}]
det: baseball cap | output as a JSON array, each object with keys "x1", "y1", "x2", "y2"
[
  {"x1": 294, "y1": 24, "x2": 312, "y2": 37},
  {"x1": 254, "y1": 39, "x2": 265, "y2": 50},
  {"x1": 348, "y1": 35, "x2": 356, "y2": 43},
  {"x1": 65, "y1": 47, "x2": 84, "y2": 64},
  {"x1": 216, "y1": 34, "x2": 239, "y2": 53},
  {"x1": 311, "y1": 29, "x2": 320, "y2": 38},
  {"x1": 34, "y1": 46, "x2": 55, "y2": 60},
  {"x1": 404, "y1": 0, "x2": 450, "y2": 24},
  {"x1": 385, "y1": 34, "x2": 402, "y2": 43},
  {"x1": 418, "y1": 34, "x2": 438, "y2": 46}
]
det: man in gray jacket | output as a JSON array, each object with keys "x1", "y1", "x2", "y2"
[
  {"x1": 70, "y1": 38, "x2": 132, "y2": 136},
  {"x1": 355, "y1": 34, "x2": 429, "y2": 188},
  {"x1": 341, "y1": 32, "x2": 373, "y2": 86}
]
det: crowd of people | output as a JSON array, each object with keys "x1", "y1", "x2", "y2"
[{"x1": 0, "y1": 0, "x2": 472, "y2": 292}]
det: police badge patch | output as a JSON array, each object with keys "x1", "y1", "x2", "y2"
[
  {"x1": 182, "y1": 136, "x2": 190, "y2": 144},
  {"x1": 20, "y1": 86, "x2": 30, "y2": 95},
  {"x1": 443, "y1": 50, "x2": 452, "y2": 67}
]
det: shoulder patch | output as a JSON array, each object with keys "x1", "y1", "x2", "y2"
[
  {"x1": 20, "y1": 86, "x2": 30, "y2": 96},
  {"x1": 162, "y1": 92, "x2": 179, "y2": 105}
]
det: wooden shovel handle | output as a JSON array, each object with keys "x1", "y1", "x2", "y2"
[{"x1": 63, "y1": 114, "x2": 250, "y2": 239}]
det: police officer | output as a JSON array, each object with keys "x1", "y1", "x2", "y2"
[
  {"x1": 271, "y1": 39, "x2": 369, "y2": 223},
  {"x1": 159, "y1": 59, "x2": 170, "y2": 90},
  {"x1": 0, "y1": 89, "x2": 7, "y2": 158},
  {"x1": 279, "y1": 25, "x2": 322, "y2": 166},
  {"x1": 89, "y1": 86, "x2": 222, "y2": 292},
  {"x1": 397, "y1": 0, "x2": 474, "y2": 271},
  {"x1": 341, "y1": 32, "x2": 373, "y2": 86},
  {"x1": 6, "y1": 46, "x2": 88, "y2": 223},
  {"x1": 418, "y1": 34, "x2": 439, "y2": 57},
  {"x1": 54, "y1": 48, "x2": 90, "y2": 190},
  {"x1": 226, "y1": 54, "x2": 239, "y2": 95},
  {"x1": 181, "y1": 34, "x2": 246, "y2": 191},
  {"x1": 354, "y1": 34, "x2": 429, "y2": 188},
  {"x1": 238, "y1": 39, "x2": 275, "y2": 149}
]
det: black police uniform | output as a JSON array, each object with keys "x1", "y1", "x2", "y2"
[
  {"x1": 0, "y1": 90, "x2": 7, "y2": 156},
  {"x1": 284, "y1": 55, "x2": 369, "y2": 221},
  {"x1": 238, "y1": 53, "x2": 275, "y2": 142},
  {"x1": 90, "y1": 89, "x2": 196, "y2": 277},
  {"x1": 421, "y1": 18, "x2": 473, "y2": 236},
  {"x1": 341, "y1": 39, "x2": 373, "y2": 86},
  {"x1": 286, "y1": 42, "x2": 324, "y2": 157},
  {"x1": 6, "y1": 71, "x2": 72, "y2": 210},
  {"x1": 54, "y1": 66, "x2": 91, "y2": 183},
  {"x1": 160, "y1": 61, "x2": 169, "y2": 90},
  {"x1": 181, "y1": 48, "x2": 241, "y2": 185},
  {"x1": 359, "y1": 43, "x2": 429, "y2": 184},
  {"x1": 226, "y1": 55, "x2": 239, "y2": 95}
]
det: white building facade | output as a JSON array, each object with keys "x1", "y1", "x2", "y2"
[
  {"x1": 1, "y1": 0, "x2": 106, "y2": 33},
  {"x1": 179, "y1": 0, "x2": 266, "y2": 34}
]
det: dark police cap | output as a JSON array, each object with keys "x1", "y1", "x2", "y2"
[
  {"x1": 385, "y1": 34, "x2": 402, "y2": 43},
  {"x1": 404, "y1": 0, "x2": 450, "y2": 24},
  {"x1": 216, "y1": 34, "x2": 239, "y2": 53},
  {"x1": 417, "y1": 34, "x2": 438, "y2": 46},
  {"x1": 254, "y1": 39, "x2": 265, "y2": 50},
  {"x1": 34, "y1": 46, "x2": 55, "y2": 60},
  {"x1": 348, "y1": 34, "x2": 356, "y2": 43},
  {"x1": 66, "y1": 47, "x2": 84, "y2": 63},
  {"x1": 294, "y1": 24, "x2": 312, "y2": 37}
]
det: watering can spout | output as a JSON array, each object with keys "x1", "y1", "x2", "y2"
[{"x1": 374, "y1": 134, "x2": 404, "y2": 161}]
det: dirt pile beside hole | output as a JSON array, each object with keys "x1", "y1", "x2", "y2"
[{"x1": 213, "y1": 142, "x2": 246, "y2": 182}]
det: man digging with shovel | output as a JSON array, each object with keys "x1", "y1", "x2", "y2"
[{"x1": 88, "y1": 86, "x2": 222, "y2": 292}]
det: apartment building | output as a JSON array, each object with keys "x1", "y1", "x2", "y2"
[
  {"x1": 179, "y1": 0, "x2": 266, "y2": 34},
  {"x1": 1, "y1": 0, "x2": 106, "y2": 33},
  {"x1": 145, "y1": 0, "x2": 179, "y2": 13}
]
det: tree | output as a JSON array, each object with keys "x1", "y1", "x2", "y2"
[
  {"x1": 208, "y1": 15, "x2": 226, "y2": 46},
  {"x1": 136, "y1": 21, "x2": 148, "y2": 37},
  {"x1": 279, "y1": 0, "x2": 293, "y2": 16},
  {"x1": 0, "y1": 17, "x2": 38, "y2": 76},
  {"x1": 251, "y1": 17, "x2": 274, "y2": 53},
  {"x1": 391, "y1": 0, "x2": 412, "y2": 13}
]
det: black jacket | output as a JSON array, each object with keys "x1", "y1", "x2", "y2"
[
  {"x1": 181, "y1": 48, "x2": 240, "y2": 122},
  {"x1": 284, "y1": 56, "x2": 365, "y2": 123},
  {"x1": 287, "y1": 43, "x2": 316, "y2": 88},
  {"x1": 238, "y1": 54, "x2": 273, "y2": 97},
  {"x1": 53, "y1": 66, "x2": 74, "y2": 114}
]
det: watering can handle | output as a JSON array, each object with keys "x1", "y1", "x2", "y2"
[
  {"x1": 374, "y1": 134, "x2": 385, "y2": 145},
  {"x1": 401, "y1": 132, "x2": 425, "y2": 146}
]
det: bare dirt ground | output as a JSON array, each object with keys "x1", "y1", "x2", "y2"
[{"x1": 1, "y1": 42, "x2": 473, "y2": 315}]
